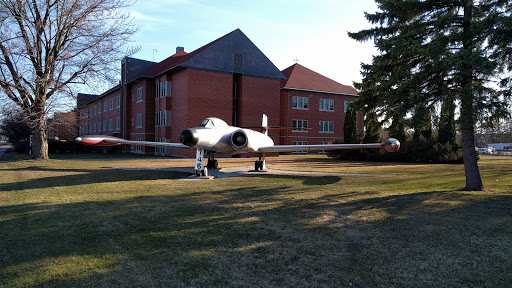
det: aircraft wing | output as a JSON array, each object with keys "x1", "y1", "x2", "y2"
[
  {"x1": 75, "y1": 135, "x2": 190, "y2": 149},
  {"x1": 258, "y1": 138, "x2": 400, "y2": 153}
]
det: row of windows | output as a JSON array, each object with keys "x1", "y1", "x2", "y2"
[
  {"x1": 292, "y1": 119, "x2": 334, "y2": 133},
  {"x1": 80, "y1": 117, "x2": 120, "y2": 133},
  {"x1": 81, "y1": 95, "x2": 120, "y2": 119},
  {"x1": 292, "y1": 96, "x2": 352, "y2": 112}
]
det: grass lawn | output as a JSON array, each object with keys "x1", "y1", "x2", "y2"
[{"x1": 1, "y1": 155, "x2": 511, "y2": 287}]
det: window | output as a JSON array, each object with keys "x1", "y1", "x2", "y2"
[
  {"x1": 103, "y1": 120, "x2": 107, "y2": 131},
  {"x1": 320, "y1": 99, "x2": 334, "y2": 111},
  {"x1": 109, "y1": 98, "x2": 114, "y2": 110},
  {"x1": 116, "y1": 95, "x2": 120, "y2": 108},
  {"x1": 98, "y1": 103, "x2": 101, "y2": 114},
  {"x1": 156, "y1": 81, "x2": 170, "y2": 99},
  {"x1": 104, "y1": 101, "x2": 107, "y2": 112},
  {"x1": 116, "y1": 117, "x2": 120, "y2": 130},
  {"x1": 135, "y1": 138, "x2": 143, "y2": 152},
  {"x1": 292, "y1": 96, "x2": 308, "y2": 109},
  {"x1": 319, "y1": 141, "x2": 329, "y2": 154},
  {"x1": 136, "y1": 88, "x2": 143, "y2": 102},
  {"x1": 98, "y1": 121, "x2": 101, "y2": 132},
  {"x1": 155, "y1": 138, "x2": 170, "y2": 155},
  {"x1": 93, "y1": 123, "x2": 96, "y2": 133},
  {"x1": 136, "y1": 113, "x2": 143, "y2": 128},
  {"x1": 89, "y1": 124, "x2": 92, "y2": 133},
  {"x1": 155, "y1": 110, "x2": 171, "y2": 127},
  {"x1": 344, "y1": 101, "x2": 351, "y2": 113},
  {"x1": 319, "y1": 121, "x2": 334, "y2": 133},
  {"x1": 292, "y1": 141, "x2": 308, "y2": 154},
  {"x1": 93, "y1": 106, "x2": 97, "y2": 115},
  {"x1": 292, "y1": 119, "x2": 308, "y2": 132},
  {"x1": 109, "y1": 119, "x2": 113, "y2": 131}
]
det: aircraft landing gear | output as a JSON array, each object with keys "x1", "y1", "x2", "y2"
[
  {"x1": 195, "y1": 150, "x2": 208, "y2": 177},
  {"x1": 254, "y1": 154, "x2": 266, "y2": 171},
  {"x1": 206, "y1": 153, "x2": 218, "y2": 169}
]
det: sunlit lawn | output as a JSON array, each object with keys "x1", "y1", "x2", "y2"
[{"x1": 1, "y1": 154, "x2": 511, "y2": 287}]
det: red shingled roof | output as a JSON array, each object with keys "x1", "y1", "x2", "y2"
[{"x1": 281, "y1": 63, "x2": 358, "y2": 96}]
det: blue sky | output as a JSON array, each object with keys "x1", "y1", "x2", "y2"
[{"x1": 128, "y1": 0, "x2": 380, "y2": 87}]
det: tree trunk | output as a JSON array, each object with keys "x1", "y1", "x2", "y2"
[
  {"x1": 460, "y1": 123, "x2": 483, "y2": 191},
  {"x1": 31, "y1": 125, "x2": 48, "y2": 160},
  {"x1": 30, "y1": 97, "x2": 49, "y2": 160},
  {"x1": 459, "y1": 1, "x2": 483, "y2": 191}
]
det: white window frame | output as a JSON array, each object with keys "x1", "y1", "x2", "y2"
[
  {"x1": 292, "y1": 141, "x2": 308, "y2": 154},
  {"x1": 116, "y1": 95, "x2": 120, "y2": 108},
  {"x1": 103, "y1": 120, "x2": 107, "y2": 132},
  {"x1": 319, "y1": 141, "x2": 329, "y2": 154},
  {"x1": 319, "y1": 99, "x2": 334, "y2": 112},
  {"x1": 155, "y1": 110, "x2": 171, "y2": 127},
  {"x1": 319, "y1": 121, "x2": 334, "y2": 133},
  {"x1": 104, "y1": 101, "x2": 107, "y2": 112},
  {"x1": 109, "y1": 119, "x2": 113, "y2": 131},
  {"x1": 344, "y1": 101, "x2": 351, "y2": 113},
  {"x1": 292, "y1": 96, "x2": 309, "y2": 109},
  {"x1": 135, "y1": 138, "x2": 143, "y2": 152},
  {"x1": 136, "y1": 113, "x2": 143, "y2": 128},
  {"x1": 136, "y1": 88, "x2": 143, "y2": 102},
  {"x1": 292, "y1": 119, "x2": 309, "y2": 132},
  {"x1": 116, "y1": 117, "x2": 120, "y2": 130}
]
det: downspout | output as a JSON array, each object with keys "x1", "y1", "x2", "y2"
[{"x1": 286, "y1": 90, "x2": 290, "y2": 145}]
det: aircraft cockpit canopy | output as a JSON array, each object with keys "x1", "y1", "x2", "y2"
[{"x1": 199, "y1": 117, "x2": 228, "y2": 128}]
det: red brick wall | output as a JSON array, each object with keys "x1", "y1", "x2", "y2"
[
  {"x1": 239, "y1": 76, "x2": 281, "y2": 145},
  {"x1": 279, "y1": 89, "x2": 360, "y2": 146},
  {"x1": 78, "y1": 89, "x2": 121, "y2": 137}
]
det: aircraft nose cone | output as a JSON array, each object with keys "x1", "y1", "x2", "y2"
[{"x1": 179, "y1": 129, "x2": 199, "y2": 146}]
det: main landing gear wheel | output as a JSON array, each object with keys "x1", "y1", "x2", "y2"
[
  {"x1": 255, "y1": 160, "x2": 264, "y2": 171},
  {"x1": 206, "y1": 153, "x2": 218, "y2": 169}
]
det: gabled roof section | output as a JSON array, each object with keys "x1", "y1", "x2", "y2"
[
  {"x1": 123, "y1": 57, "x2": 158, "y2": 83},
  {"x1": 281, "y1": 63, "x2": 358, "y2": 96},
  {"x1": 142, "y1": 29, "x2": 285, "y2": 80},
  {"x1": 77, "y1": 93, "x2": 99, "y2": 108}
]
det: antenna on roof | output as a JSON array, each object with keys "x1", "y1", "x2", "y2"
[
  {"x1": 294, "y1": 57, "x2": 299, "y2": 63},
  {"x1": 153, "y1": 49, "x2": 158, "y2": 61}
]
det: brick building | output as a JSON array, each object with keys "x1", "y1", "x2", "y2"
[
  {"x1": 279, "y1": 63, "x2": 362, "y2": 151},
  {"x1": 77, "y1": 29, "x2": 361, "y2": 155}
]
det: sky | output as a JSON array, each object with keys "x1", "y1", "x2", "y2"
[{"x1": 127, "y1": 0, "x2": 380, "y2": 87}]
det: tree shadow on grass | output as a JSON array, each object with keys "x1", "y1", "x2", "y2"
[
  {"x1": 0, "y1": 166, "x2": 191, "y2": 192},
  {"x1": 1, "y1": 181, "x2": 512, "y2": 287}
]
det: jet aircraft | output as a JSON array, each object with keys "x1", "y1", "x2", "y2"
[{"x1": 76, "y1": 115, "x2": 400, "y2": 176}]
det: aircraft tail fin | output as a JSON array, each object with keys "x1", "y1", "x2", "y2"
[{"x1": 262, "y1": 114, "x2": 268, "y2": 135}]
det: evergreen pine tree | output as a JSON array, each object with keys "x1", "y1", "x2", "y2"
[
  {"x1": 363, "y1": 110, "x2": 380, "y2": 143},
  {"x1": 349, "y1": 0, "x2": 511, "y2": 190},
  {"x1": 343, "y1": 104, "x2": 359, "y2": 144}
]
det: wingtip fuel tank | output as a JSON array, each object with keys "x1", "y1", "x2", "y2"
[{"x1": 383, "y1": 138, "x2": 400, "y2": 152}]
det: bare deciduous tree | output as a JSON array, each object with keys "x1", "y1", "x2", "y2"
[{"x1": 0, "y1": 0, "x2": 137, "y2": 159}]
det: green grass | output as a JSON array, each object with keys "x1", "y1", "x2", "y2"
[{"x1": 1, "y1": 155, "x2": 511, "y2": 287}]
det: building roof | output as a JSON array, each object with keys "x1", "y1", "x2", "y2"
[
  {"x1": 280, "y1": 63, "x2": 358, "y2": 96},
  {"x1": 140, "y1": 28, "x2": 285, "y2": 80}
]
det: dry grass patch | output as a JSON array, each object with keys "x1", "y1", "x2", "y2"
[{"x1": 1, "y1": 156, "x2": 511, "y2": 287}]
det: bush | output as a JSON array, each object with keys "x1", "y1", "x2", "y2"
[{"x1": 328, "y1": 138, "x2": 464, "y2": 164}]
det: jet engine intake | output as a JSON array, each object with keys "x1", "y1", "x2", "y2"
[{"x1": 231, "y1": 130, "x2": 248, "y2": 149}]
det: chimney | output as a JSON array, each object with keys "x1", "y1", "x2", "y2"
[{"x1": 176, "y1": 46, "x2": 184, "y2": 53}]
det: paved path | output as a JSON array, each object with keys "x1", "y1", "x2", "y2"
[{"x1": 105, "y1": 165, "x2": 396, "y2": 180}]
